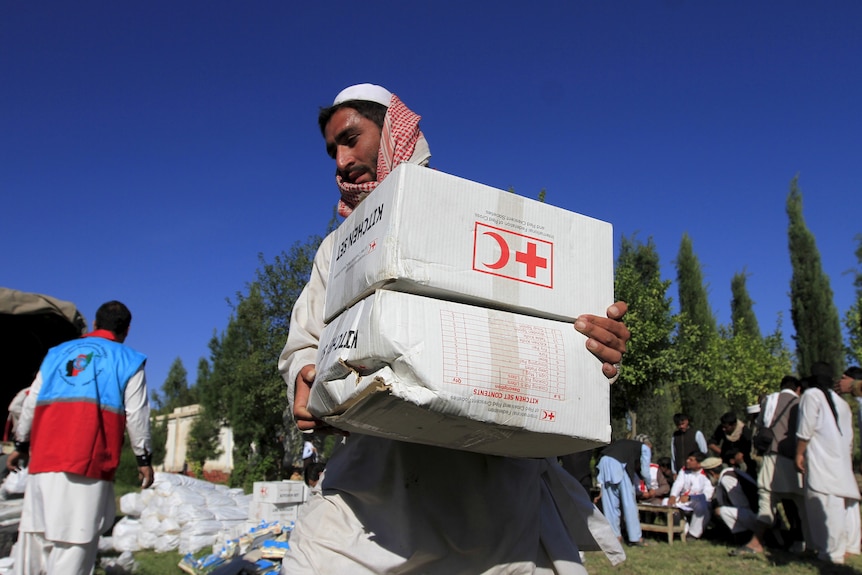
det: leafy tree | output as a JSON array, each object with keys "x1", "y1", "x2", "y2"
[
  {"x1": 612, "y1": 235, "x2": 677, "y2": 457},
  {"x1": 730, "y1": 271, "x2": 761, "y2": 339},
  {"x1": 846, "y1": 235, "x2": 862, "y2": 366},
  {"x1": 714, "y1": 272, "x2": 792, "y2": 413},
  {"x1": 786, "y1": 176, "x2": 845, "y2": 376},
  {"x1": 674, "y1": 233, "x2": 727, "y2": 433},
  {"x1": 151, "y1": 357, "x2": 195, "y2": 414},
  {"x1": 195, "y1": 235, "x2": 324, "y2": 490},
  {"x1": 184, "y1": 356, "x2": 221, "y2": 477},
  {"x1": 186, "y1": 409, "x2": 223, "y2": 479},
  {"x1": 207, "y1": 285, "x2": 283, "y2": 490},
  {"x1": 148, "y1": 414, "x2": 168, "y2": 467},
  {"x1": 706, "y1": 320, "x2": 793, "y2": 410},
  {"x1": 251, "y1": 237, "x2": 326, "y2": 465}
]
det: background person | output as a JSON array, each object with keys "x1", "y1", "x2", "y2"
[
  {"x1": 734, "y1": 375, "x2": 807, "y2": 556},
  {"x1": 707, "y1": 412, "x2": 756, "y2": 475},
  {"x1": 595, "y1": 437, "x2": 651, "y2": 547},
  {"x1": 7, "y1": 300, "x2": 153, "y2": 575},
  {"x1": 704, "y1": 457, "x2": 758, "y2": 545},
  {"x1": 668, "y1": 452, "x2": 714, "y2": 540},
  {"x1": 670, "y1": 413, "x2": 708, "y2": 475},
  {"x1": 796, "y1": 363, "x2": 861, "y2": 564}
]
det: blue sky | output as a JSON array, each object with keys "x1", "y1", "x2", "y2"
[{"x1": 3, "y1": 1, "x2": 860, "y2": 392}]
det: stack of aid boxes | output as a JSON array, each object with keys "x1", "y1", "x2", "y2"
[
  {"x1": 248, "y1": 480, "x2": 307, "y2": 524},
  {"x1": 308, "y1": 163, "x2": 614, "y2": 457}
]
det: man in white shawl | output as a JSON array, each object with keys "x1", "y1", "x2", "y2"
[
  {"x1": 796, "y1": 364, "x2": 861, "y2": 564},
  {"x1": 278, "y1": 83, "x2": 631, "y2": 574}
]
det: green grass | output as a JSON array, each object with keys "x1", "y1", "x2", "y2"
[
  {"x1": 583, "y1": 537, "x2": 862, "y2": 575},
  {"x1": 92, "y1": 537, "x2": 862, "y2": 575},
  {"x1": 95, "y1": 550, "x2": 186, "y2": 575}
]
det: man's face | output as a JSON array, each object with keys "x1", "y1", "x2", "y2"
[
  {"x1": 324, "y1": 107, "x2": 382, "y2": 185},
  {"x1": 721, "y1": 421, "x2": 735, "y2": 434},
  {"x1": 838, "y1": 373, "x2": 854, "y2": 394},
  {"x1": 686, "y1": 455, "x2": 701, "y2": 471},
  {"x1": 677, "y1": 419, "x2": 690, "y2": 432}
]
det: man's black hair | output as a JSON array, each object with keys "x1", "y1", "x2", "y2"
[
  {"x1": 720, "y1": 412, "x2": 737, "y2": 426},
  {"x1": 723, "y1": 447, "x2": 740, "y2": 464},
  {"x1": 804, "y1": 362, "x2": 840, "y2": 428},
  {"x1": 304, "y1": 461, "x2": 326, "y2": 486},
  {"x1": 95, "y1": 300, "x2": 132, "y2": 336},
  {"x1": 687, "y1": 451, "x2": 707, "y2": 462},
  {"x1": 318, "y1": 100, "x2": 387, "y2": 135},
  {"x1": 845, "y1": 366, "x2": 862, "y2": 380},
  {"x1": 673, "y1": 413, "x2": 692, "y2": 426},
  {"x1": 780, "y1": 375, "x2": 800, "y2": 390}
]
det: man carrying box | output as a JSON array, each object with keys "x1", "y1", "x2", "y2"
[{"x1": 278, "y1": 83, "x2": 631, "y2": 574}]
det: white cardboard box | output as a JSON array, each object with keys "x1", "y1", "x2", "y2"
[
  {"x1": 324, "y1": 163, "x2": 613, "y2": 324},
  {"x1": 247, "y1": 500, "x2": 300, "y2": 524},
  {"x1": 311, "y1": 290, "x2": 611, "y2": 458},
  {"x1": 252, "y1": 480, "x2": 307, "y2": 505}
]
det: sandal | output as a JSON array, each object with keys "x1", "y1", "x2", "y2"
[{"x1": 729, "y1": 546, "x2": 759, "y2": 557}]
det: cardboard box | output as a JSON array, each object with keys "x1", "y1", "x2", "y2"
[
  {"x1": 247, "y1": 500, "x2": 300, "y2": 524},
  {"x1": 324, "y1": 163, "x2": 613, "y2": 324},
  {"x1": 252, "y1": 480, "x2": 307, "y2": 505},
  {"x1": 311, "y1": 290, "x2": 611, "y2": 458}
]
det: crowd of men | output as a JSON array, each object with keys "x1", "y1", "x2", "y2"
[{"x1": 589, "y1": 363, "x2": 862, "y2": 565}]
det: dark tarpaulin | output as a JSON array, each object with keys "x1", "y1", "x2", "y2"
[{"x1": 0, "y1": 288, "x2": 87, "y2": 428}]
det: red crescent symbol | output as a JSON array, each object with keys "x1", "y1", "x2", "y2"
[{"x1": 482, "y1": 231, "x2": 510, "y2": 269}]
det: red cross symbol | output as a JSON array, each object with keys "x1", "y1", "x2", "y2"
[
  {"x1": 541, "y1": 410, "x2": 556, "y2": 421},
  {"x1": 369, "y1": 240, "x2": 377, "y2": 250},
  {"x1": 516, "y1": 242, "x2": 548, "y2": 278}
]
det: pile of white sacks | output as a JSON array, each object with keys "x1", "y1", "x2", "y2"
[{"x1": 106, "y1": 472, "x2": 253, "y2": 556}]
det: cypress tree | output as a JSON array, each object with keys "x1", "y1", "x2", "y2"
[
  {"x1": 786, "y1": 176, "x2": 844, "y2": 376},
  {"x1": 845, "y1": 236, "x2": 862, "y2": 365},
  {"x1": 676, "y1": 233, "x2": 717, "y2": 342},
  {"x1": 730, "y1": 271, "x2": 761, "y2": 339},
  {"x1": 674, "y1": 233, "x2": 727, "y2": 432}
]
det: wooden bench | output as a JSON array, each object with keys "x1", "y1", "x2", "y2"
[{"x1": 637, "y1": 503, "x2": 687, "y2": 545}]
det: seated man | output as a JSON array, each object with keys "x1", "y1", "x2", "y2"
[
  {"x1": 668, "y1": 452, "x2": 715, "y2": 539},
  {"x1": 703, "y1": 457, "x2": 758, "y2": 542},
  {"x1": 637, "y1": 446, "x2": 671, "y2": 506}
]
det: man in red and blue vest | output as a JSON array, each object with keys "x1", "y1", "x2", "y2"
[{"x1": 8, "y1": 300, "x2": 153, "y2": 575}]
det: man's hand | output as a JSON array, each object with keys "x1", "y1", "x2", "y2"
[
  {"x1": 795, "y1": 438, "x2": 808, "y2": 474},
  {"x1": 138, "y1": 465, "x2": 154, "y2": 489},
  {"x1": 575, "y1": 301, "x2": 630, "y2": 379},
  {"x1": 293, "y1": 364, "x2": 319, "y2": 431},
  {"x1": 293, "y1": 365, "x2": 349, "y2": 435},
  {"x1": 6, "y1": 450, "x2": 22, "y2": 471}
]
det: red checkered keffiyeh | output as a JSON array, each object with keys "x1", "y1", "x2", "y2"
[{"x1": 336, "y1": 94, "x2": 423, "y2": 217}]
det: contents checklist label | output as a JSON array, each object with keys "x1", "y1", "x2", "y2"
[{"x1": 440, "y1": 310, "x2": 566, "y2": 401}]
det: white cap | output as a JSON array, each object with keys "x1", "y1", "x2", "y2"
[
  {"x1": 333, "y1": 83, "x2": 392, "y2": 107},
  {"x1": 746, "y1": 404, "x2": 761, "y2": 414}
]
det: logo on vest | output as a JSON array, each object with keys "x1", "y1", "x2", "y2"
[
  {"x1": 67, "y1": 353, "x2": 94, "y2": 377},
  {"x1": 57, "y1": 344, "x2": 105, "y2": 386},
  {"x1": 472, "y1": 223, "x2": 553, "y2": 288}
]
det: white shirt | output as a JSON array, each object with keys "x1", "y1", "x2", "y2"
[{"x1": 797, "y1": 388, "x2": 859, "y2": 499}]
